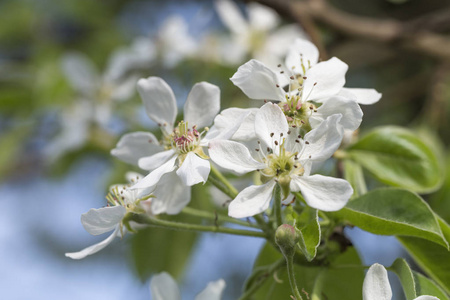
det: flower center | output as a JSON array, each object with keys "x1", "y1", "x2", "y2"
[
  {"x1": 106, "y1": 183, "x2": 149, "y2": 214},
  {"x1": 164, "y1": 121, "x2": 204, "y2": 154},
  {"x1": 278, "y1": 98, "x2": 316, "y2": 131}
]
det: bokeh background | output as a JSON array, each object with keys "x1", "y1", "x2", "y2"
[{"x1": 1, "y1": 0, "x2": 449, "y2": 299}]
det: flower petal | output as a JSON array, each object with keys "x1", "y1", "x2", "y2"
[
  {"x1": 81, "y1": 206, "x2": 126, "y2": 236},
  {"x1": 301, "y1": 114, "x2": 344, "y2": 163},
  {"x1": 310, "y1": 96, "x2": 363, "y2": 131},
  {"x1": 290, "y1": 175, "x2": 352, "y2": 211},
  {"x1": 414, "y1": 297, "x2": 440, "y2": 300},
  {"x1": 110, "y1": 74, "x2": 139, "y2": 102},
  {"x1": 255, "y1": 103, "x2": 289, "y2": 154},
  {"x1": 137, "y1": 77, "x2": 177, "y2": 133},
  {"x1": 339, "y1": 88, "x2": 382, "y2": 105},
  {"x1": 302, "y1": 57, "x2": 348, "y2": 102},
  {"x1": 65, "y1": 226, "x2": 120, "y2": 260},
  {"x1": 61, "y1": 52, "x2": 99, "y2": 96},
  {"x1": 363, "y1": 264, "x2": 392, "y2": 300},
  {"x1": 228, "y1": 181, "x2": 276, "y2": 218},
  {"x1": 150, "y1": 272, "x2": 181, "y2": 300},
  {"x1": 151, "y1": 171, "x2": 191, "y2": 215},
  {"x1": 138, "y1": 149, "x2": 176, "y2": 171},
  {"x1": 204, "y1": 107, "x2": 258, "y2": 142},
  {"x1": 230, "y1": 59, "x2": 285, "y2": 101},
  {"x1": 184, "y1": 82, "x2": 221, "y2": 129},
  {"x1": 215, "y1": 0, "x2": 248, "y2": 34},
  {"x1": 195, "y1": 279, "x2": 226, "y2": 300},
  {"x1": 176, "y1": 152, "x2": 210, "y2": 186},
  {"x1": 209, "y1": 140, "x2": 265, "y2": 175},
  {"x1": 111, "y1": 131, "x2": 163, "y2": 166},
  {"x1": 247, "y1": 3, "x2": 279, "y2": 31},
  {"x1": 285, "y1": 39, "x2": 319, "y2": 74},
  {"x1": 131, "y1": 156, "x2": 177, "y2": 190}
]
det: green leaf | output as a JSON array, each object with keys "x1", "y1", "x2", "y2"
[
  {"x1": 413, "y1": 272, "x2": 450, "y2": 300},
  {"x1": 334, "y1": 188, "x2": 448, "y2": 248},
  {"x1": 390, "y1": 258, "x2": 417, "y2": 299},
  {"x1": 343, "y1": 159, "x2": 367, "y2": 198},
  {"x1": 249, "y1": 244, "x2": 364, "y2": 300},
  {"x1": 130, "y1": 225, "x2": 197, "y2": 280},
  {"x1": 295, "y1": 207, "x2": 321, "y2": 262},
  {"x1": 346, "y1": 126, "x2": 442, "y2": 193},
  {"x1": 398, "y1": 217, "x2": 450, "y2": 295}
]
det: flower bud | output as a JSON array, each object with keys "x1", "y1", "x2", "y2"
[{"x1": 275, "y1": 224, "x2": 300, "y2": 258}]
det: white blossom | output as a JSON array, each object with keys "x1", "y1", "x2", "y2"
[
  {"x1": 65, "y1": 172, "x2": 189, "y2": 259},
  {"x1": 209, "y1": 103, "x2": 353, "y2": 218},
  {"x1": 150, "y1": 272, "x2": 225, "y2": 300},
  {"x1": 112, "y1": 77, "x2": 245, "y2": 190},
  {"x1": 363, "y1": 264, "x2": 439, "y2": 300}
]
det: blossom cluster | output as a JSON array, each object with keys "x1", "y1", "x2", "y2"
[{"x1": 66, "y1": 37, "x2": 380, "y2": 257}]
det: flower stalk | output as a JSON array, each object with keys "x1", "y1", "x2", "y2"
[{"x1": 127, "y1": 213, "x2": 266, "y2": 238}]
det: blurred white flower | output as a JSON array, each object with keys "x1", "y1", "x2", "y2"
[
  {"x1": 65, "y1": 171, "x2": 190, "y2": 259},
  {"x1": 213, "y1": 0, "x2": 306, "y2": 66},
  {"x1": 150, "y1": 272, "x2": 225, "y2": 300},
  {"x1": 363, "y1": 264, "x2": 439, "y2": 300},
  {"x1": 209, "y1": 103, "x2": 352, "y2": 218},
  {"x1": 155, "y1": 15, "x2": 198, "y2": 68},
  {"x1": 45, "y1": 38, "x2": 155, "y2": 162}
]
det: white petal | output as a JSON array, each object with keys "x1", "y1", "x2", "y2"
[
  {"x1": 138, "y1": 149, "x2": 176, "y2": 171},
  {"x1": 247, "y1": 3, "x2": 279, "y2": 31},
  {"x1": 184, "y1": 82, "x2": 220, "y2": 129},
  {"x1": 61, "y1": 52, "x2": 99, "y2": 96},
  {"x1": 228, "y1": 181, "x2": 276, "y2": 218},
  {"x1": 110, "y1": 75, "x2": 139, "y2": 102},
  {"x1": 125, "y1": 171, "x2": 145, "y2": 184},
  {"x1": 262, "y1": 25, "x2": 308, "y2": 65},
  {"x1": 301, "y1": 114, "x2": 344, "y2": 162},
  {"x1": 290, "y1": 175, "x2": 352, "y2": 211},
  {"x1": 111, "y1": 131, "x2": 163, "y2": 166},
  {"x1": 363, "y1": 264, "x2": 392, "y2": 300},
  {"x1": 137, "y1": 77, "x2": 177, "y2": 133},
  {"x1": 176, "y1": 152, "x2": 210, "y2": 186},
  {"x1": 302, "y1": 57, "x2": 348, "y2": 102},
  {"x1": 204, "y1": 107, "x2": 258, "y2": 141},
  {"x1": 209, "y1": 140, "x2": 265, "y2": 175},
  {"x1": 285, "y1": 39, "x2": 319, "y2": 74},
  {"x1": 414, "y1": 297, "x2": 440, "y2": 300},
  {"x1": 195, "y1": 279, "x2": 226, "y2": 300},
  {"x1": 255, "y1": 103, "x2": 289, "y2": 154},
  {"x1": 230, "y1": 59, "x2": 285, "y2": 101},
  {"x1": 81, "y1": 206, "x2": 126, "y2": 236},
  {"x1": 151, "y1": 171, "x2": 191, "y2": 215},
  {"x1": 339, "y1": 88, "x2": 382, "y2": 105},
  {"x1": 131, "y1": 156, "x2": 177, "y2": 190},
  {"x1": 214, "y1": 0, "x2": 248, "y2": 34},
  {"x1": 310, "y1": 96, "x2": 363, "y2": 131},
  {"x1": 150, "y1": 272, "x2": 181, "y2": 300},
  {"x1": 65, "y1": 226, "x2": 120, "y2": 260}
]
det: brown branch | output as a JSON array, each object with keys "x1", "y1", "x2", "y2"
[{"x1": 246, "y1": 0, "x2": 450, "y2": 61}]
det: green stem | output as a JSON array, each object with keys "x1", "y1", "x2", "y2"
[
  {"x1": 181, "y1": 207, "x2": 259, "y2": 228},
  {"x1": 273, "y1": 183, "x2": 282, "y2": 228},
  {"x1": 286, "y1": 255, "x2": 304, "y2": 300},
  {"x1": 128, "y1": 213, "x2": 266, "y2": 238},
  {"x1": 209, "y1": 165, "x2": 238, "y2": 198},
  {"x1": 238, "y1": 258, "x2": 285, "y2": 300}
]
